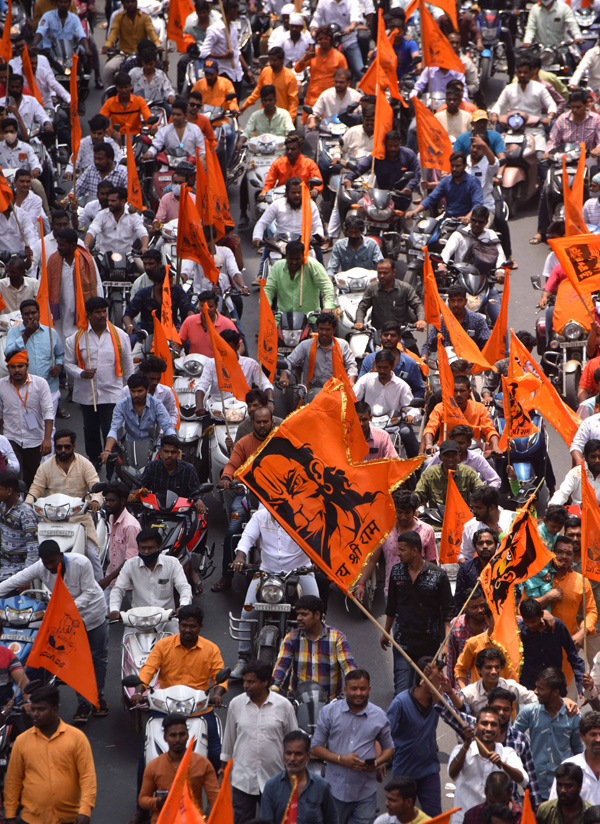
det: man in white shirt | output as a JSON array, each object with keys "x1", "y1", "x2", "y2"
[
  {"x1": 27, "y1": 48, "x2": 71, "y2": 109},
  {"x1": 0, "y1": 118, "x2": 42, "y2": 176},
  {"x1": 310, "y1": 0, "x2": 363, "y2": 78},
  {"x1": 548, "y1": 713, "x2": 600, "y2": 805},
  {"x1": 0, "y1": 74, "x2": 53, "y2": 135},
  {"x1": 459, "y1": 486, "x2": 515, "y2": 562},
  {"x1": 571, "y1": 413, "x2": 600, "y2": 466},
  {"x1": 270, "y1": 12, "x2": 312, "y2": 65},
  {"x1": 199, "y1": 0, "x2": 252, "y2": 85},
  {"x1": 142, "y1": 98, "x2": 206, "y2": 162},
  {"x1": 467, "y1": 137, "x2": 500, "y2": 211},
  {"x1": 434, "y1": 80, "x2": 472, "y2": 141},
  {"x1": 571, "y1": 38, "x2": 600, "y2": 96},
  {"x1": 220, "y1": 658, "x2": 298, "y2": 823},
  {"x1": 73, "y1": 181, "x2": 112, "y2": 236},
  {"x1": 449, "y1": 707, "x2": 527, "y2": 824},
  {"x1": 12, "y1": 169, "x2": 49, "y2": 234},
  {"x1": 457, "y1": 647, "x2": 538, "y2": 715},
  {"x1": 64, "y1": 114, "x2": 122, "y2": 180},
  {"x1": 229, "y1": 507, "x2": 320, "y2": 676},
  {"x1": 551, "y1": 439, "x2": 600, "y2": 506},
  {"x1": 307, "y1": 68, "x2": 362, "y2": 130},
  {"x1": 353, "y1": 349, "x2": 419, "y2": 458},
  {"x1": 30, "y1": 209, "x2": 70, "y2": 275},
  {"x1": 0, "y1": 254, "x2": 39, "y2": 314},
  {"x1": 85, "y1": 186, "x2": 149, "y2": 258},
  {"x1": 0, "y1": 200, "x2": 36, "y2": 259},
  {"x1": 0, "y1": 539, "x2": 110, "y2": 722}
]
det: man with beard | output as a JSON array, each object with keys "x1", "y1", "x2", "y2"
[
  {"x1": 454, "y1": 529, "x2": 498, "y2": 613},
  {"x1": 26, "y1": 429, "x2": 105, "y2": 581},
  {"x1": 84, "y1": 186, "x2": 149, "y2": 259},
  {"x1": 538, "y1": 764, "x2": 589, "y2": 824}
]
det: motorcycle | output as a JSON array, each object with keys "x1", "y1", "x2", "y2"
[
  {"x1": 122, "y1": 667, "x2": 230, "y2": 762},
  {"x1": 259, "y1": 230, "x2": 322, "y2": 281},
  {"x1": 173, "y1": 353, "x2": 211, "y2": 472},
  {"x1": 30, "y1": 493, "x2": 109, "y2": 569},
  {"x1": 432, "y1": 255, "x2": 506, "y2": 326},
  {"x1": 574, "y1": 6, "x2": 600, "y2": 52},
  {"x1": 0, "y1": 589, "x2": 50, "y2": 669},
  {"x1": 111, "y1": 427, "x2": 160, "y2": 489},
  {"x1": 333, "y1": 267, "x2": 377, "y2": 360},
  {"x1": 497, "y1": 111, "x2": 540, "y2": 217},
  {"x1": 403, "y1": 215, "x2": 462, "y2": 296},
  {"x1": 93, "y1": 250, "x2": 141, "y2": 327},
  {"x1": 476, "y1": 9, "x2": 508, "y2": 93},
  {"x1": 205, "y1": 397, "x2": 248, "y2": 486},
  {"x1": 545, "y1": 142, "x2": 590, "y2": 225},
  {"x1": 44, "y1": 39, "x2": 90, "y2": 102},
  {"x1": 245, "y1": 133, "x2": 286, "y2": 223}
]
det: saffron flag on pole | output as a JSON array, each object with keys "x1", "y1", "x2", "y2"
[
  {"x1": 426, "y1": 0, "x2": 458, "y2": 27},
  {"x1": 373, "y1": 86, "x2": 394, "y2": 161},
  {"x1": 422, "y1": 812, "x2": 462, "y2": 824},
  {"x1": 437, "y1": 335, "x2": 470, "y2": 433},
  {"x1": 520, "y1": 791, "x2": 536, "y2": 824},
  {"x1": 207, "y1": 760, "x2": 234, "y2": 824},
  {"x1": 437, "y1": 297, "x2": 494, "y2": 372},
  {"x1": 166, "y1": 0, "x2": 195, "y2": 52},
  {"x1": 151, "y1": 310, "x2": 174, "y2": 387},
  {"x1": 202, "y1": 304, "x2": 250, "y2": 401},
  {"x1": 0, "y1": 170, "x2": 13, "y2": 212},
  {"x1": 548, "y1": 233, "x2": 600, "y2": 295},
  {"x1": 554, "y1": 278, "x2": 594, "y2": 336},
  {"x1": 358, "y1": 22, "x2": 406, "y2": 102},
  {"x1": 0, "y1": 0, "x2": 12, "y2": 64},
  {"x1": 258, "y1": 281, "x2": 278, "y2": 382},
  {"x1": 161, "y1": 267, "x2": 182, "y2": 346},
  {"x1": 36, "y1": 217, "x2": 53, "y2": 328},
  {"x1": 70, "y1": 54, "x2": 81, "y2": 170},
  {"x1": 581, "y1": 465, "x2": 600, "y2": 583},
  {"x1": 176, "y1": 185, "x2": 219, "y2": 283},
  {"x1": 481, "y1": 270, "x2": 510, "y2": 366},
  {"x1": 205, "y1": 142, "x2": 233, "y2": 239},
  {"x1": 413, "y1": 96, "x2": 452, "y2": 173},
  {"x1": 301, "y1": 181, "x2": 312, "y2": 263},
  {"x1": 280, "y1": 776, "x2": 299, "y2": 824},
  {"x1": 22, "y1": 44, "x2": 43, "y2": 106},
  {"x1": 235, "y1": 377, "x2": 424, "y2": 592},
  {"x1": 498, "y1": 375, "x2": 538, "y2": 452},
  {"x1": 420, "y1": 3, "x2": 465, "y2": 73},
  {"x1": 423, "y1": 250, "x2": 441, "y2": 329},
  {"x1": 439, "y1": 471, "x2": 472, "y2": 563},
  {"x1": 126, "y1": 132, "x2": 144, "y2": 211},
  {"x1": 563, "y1": 143, "x2": 587, "y2": 236},
  {"x1": 156, "y1": 738, "x2": 205, "y2": 824},
  {"x1": 27, "y1": 570, "x2": 98, "y2": 707},
  {"x1": 74, "y1": 250, "x2": 87, "y2": 330}
]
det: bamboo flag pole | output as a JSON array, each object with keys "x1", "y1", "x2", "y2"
[
  {"x1": 10, "y1": 201, "x2": 28, "y2": 248},
  {"x1": 432, "y1": 579, "x2": 483, "y2": 665},
  {"x1": 85, "y1": 328, "x2": 97, "y2": 412},
  {"x1": 583, "y1": 577, "x2": 588, "y2": 665},
  {"x1": 217, "y1": 0, "x2": 236, "y2": 69}
]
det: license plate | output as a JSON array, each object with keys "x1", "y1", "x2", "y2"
[
  {"x1": 508, "y1": 135, "x2": 524, "y2": 143},
  {"x1": 56, "y1": 75, "x2": 68, "y2": 82},
  {"x1": 253, "y1": 603, "x2": 292, "y2": 612},
  {"x1": 1, "y1": 634, "x2": 28, "y2": 642},
  {"x1": 559, "y1": 341, "x2": 582, "y2": 348}
]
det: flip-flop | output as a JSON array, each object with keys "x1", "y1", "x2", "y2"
[
  {"x1": 529, "y1": 235, "x2": 543, "y2": 245},
  {"x1": 210, "y1": 577, "x2": 232, "y2": 592}
]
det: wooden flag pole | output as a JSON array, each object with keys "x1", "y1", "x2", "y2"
[
  {"x1": 299, "y1": 263, "x2": 304, "y2": 307},
  {"x1": 9, "y1": 201, "x2": 28, "y2": 248},
  {"x1": 217, "y1": 0, "x2": 236, "y2": 69},
  {"x1": 84, "y1": 329, "x2": 97, "y2": 412},
  {"x1": 583, "y1": 577, "x2": 588, "y2": 665},
  {"x1": 431, "y1": 580, "x2": 483, "y2": 665},
  {"x1": 38, "y1": 219, "x2": 55, "y2": 368}
]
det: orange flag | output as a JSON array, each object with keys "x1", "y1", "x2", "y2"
[
  {"x1": 413, "y1": 96, "x2": 452, "y2": 173},
  {"x1": 437, "y1": 297, "x2": 494, "y2": 373},
  {"x1": 258, "y1": 281, "x2": 278, "y2": 382},
  {"x1": 167, "y1": 0, "x2": 195, "y2": 52},
  {"x1": 151, "y1": 310, "x2": 174, "y2": 387},
  {"x1": 420, "y1": 3, "x2": 465, "y2": 73},
  {"x1": 202, "y1": 304, "x2": 250, "y2": 401},
  {"x1": 156, "y1": 739, "x2": 204, "y2": 824},
  {"x1": 74, "y1": 249, "x2": 87, "y2": 330},
  {"x1": 427, "y1": 0, "x2": 458, "y2": 27},
  {"x1": 235, "y1": 377, "x2": 424, "y2": 592},
  {"x1": 70, "y1": 54, "x2": 81, "y2": 172},
  {"x1": 358, "y1": 24, "x2": 406, "y2": 103},
  {"x1": 0, "y1": 170, "x2": 14, "y2": 212},
  {"x1": 581, "y1": 465, "x2": 600, "y2": 583},
  {"x1": 36, "y1": 217, "x2": 53, "y2": 329},
  {"x1": 548, "y1": 232, "x2": 600, "y2": 296},
  {"x1": 176, "y1": 185, "x2": 219, "y2": 283},
  {"x1": 437, "y1": 334, "x2": 470, "y2": 433},
  {"x1": 498, "y1": 375, "x2": 538, "y2": 452},
  {"x1": 301, "y1": 182, "x2": 312, "y2": 262},
  {"x1": 424, "y1": 811, "x2": 462, "y2": 824},
  {"x1": 27, "y1": 569, "x2": 98, "y2": 707},
  {"x1": 195, "y1": 147, "x2": 210, "y2": 225},
  {"x1": 373, "y1": 86, "x2": 394, "y2": 160},
  {"x1": 520, "y1": 791, "x2": 536, "y2": 824},
  {"x1": 280, "y1": 776, "x2": 299, "y2": 824},
  {"x1": 22, "y1": 44, "x2": 43, "y2": 107},
  {"x1": 126, "y1": 132, "x2": 144, "y2": 211},
  {"x1": 481, "y1": 270, "x2": 510, "y2": 367},
  {"x1": 207, "y1": 760, "x2": 233, "y2": 824},
  {"x1": 161, "y1": 267, "x2": 182, "y2": 346},
  {"x1": 553, "y1": 278, "x2": 594, "y2": 337},
  {"x1": 205, "y1": 142, "x2": 233, "y2": 239},
  {"x1": 439, "y1": 471, "x2": 472, "y2": 563},
  {"x1": 0, "y1": 0, "x2": 12, "y2": 63},
  {"x1": 563, "y1": 144, "x2": 587, "y2": 236}
]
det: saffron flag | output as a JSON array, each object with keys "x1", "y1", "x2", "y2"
[
  {"x1": 553, "y1": 278, "x2": 594, "y2": 337},
  {"x1": 373, "y1": 86, "x2": 394, "y2": 161},
  {"x1": 374, "y1": 10, "x2": 404, "y2": 100},
  {"x1": 235, "y1": 377, "x2": 424, "y2": 592},
  {"x1": 205, "y1": 142, "x2": 233, "y2": 239},
  {"x1": 498, "y1": 375, "x2": 538, "y2": 452},
  {"x1": 0, "y1": 0, "x2": 12, "y2": 64},
  {"x1": 424, "y1": 812, "x2": 462, "y2": 824},
  {"x1": 581, "y1": 465, "x2": 600, "y2": 583},
  {"x1": 207, "y1": 760, "x2": 234, "y2": 824},
  {"x1": 301, "y1": 181, "x2": 312, "y2": 263},
  {"x1": 439, "y1": 471, "x2": 472, "y2": 563},
  {"x1": 358, "y1": 26, "x2": 406, "y2": 103},
  {"x1": 420, "y1": 3, "x2": 465, "y2": 73},
  {"x1": 70, "y1": 54, "x2": 81, "y2": 172},
  {"x1": 151, "y1": 310, "x2": 174, "y2": 387},
  {"x1": 36, "y1": 217, "x2": 53, "y2": 329},
  {"x1": 74, "y1": 250, "x2": 87, "y2": 330},
  {"x1": 423, "y1": 251, "x2": 441, "y2": 329},
  {"x1": 520, "y1": 791, "x2": 536, "y2": 824},
  {"x1": 22, "y1": 44, "x2": 43, "y2": 107},
  {"x1": 438, "y1": 297, "x2": 494, "y2": 372},
  {"x1": 202, "y1": 304, "x2": 250, "y2": 401},
  {"x1": 437, "y1": 335, "x2": 470, "y2": 433},
  {"x1": 167, "y1": 0, "x2": 195, "y2": 52},
  {"x1": 156, "y1": 739, "x2": 204, "y2": 824},
  {"x1": 413, "y1": 96, "x2": 452, "y2": 173},
  {"x1": 27, "y1": 570, "x2": 98, "y2": 707},
  {"x1": 126, "y1": 132, "x2": 144, "y2": 211},
  {"x1": 196, "y1": 148, "x2": 210, "y2": 225},
  {"x1": 548, "y1": 233, "x2": 600, "y2": 295},
  {"x1": 399, "y1": 341, "x2": 429, "y2": 377},
  {"x1": 563, "y1": 144, "x2": 587, "y2": 236},
  {"x1": 426, "y1": 0, "x2": 458, "y2": 27},
  {"x1": 161, "y1": 267, "x2": 182, "y2": 346},
  {"x1": 258, "y1": 281, "x2": 278, "y2": 382},
  {"x1": 0, "y1": 169, "x2": 14, "y2": 212},
  {"x1": 176, "y1": 185, "x2": 219, "y2": 283},
  {"x1": 481, "y1": 271, "x2": 510, "y2": 366}
]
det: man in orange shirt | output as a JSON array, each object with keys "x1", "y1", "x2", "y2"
[
  {"x1": 241, "y1": 46, "x2": 298, "y2": 122},
  {"x1": 260, "y1": 132, "x2": 323, "y2": 197},
  {"x1": 294, "y1": 25, "x2": 348, "y2": 111},
  {"x1": 423, "y1": 375, "x2": 502, "y2": 454},
  {"x1": 187, "y1": 91, "x2": 217, "y2": 148},
  {"x1": 99, "y1": 72, "x2": 152, "y2": 138},
  {"x1": 191, "y1": 60, "x2": 239, "y2": 163}
]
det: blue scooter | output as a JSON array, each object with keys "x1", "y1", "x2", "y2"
[{"x1": 0, "y1": 589, "x2": 50, "y2": 669}]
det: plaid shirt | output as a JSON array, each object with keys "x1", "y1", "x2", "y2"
[
  {"x1": 464, "y1": 802, "x2": 522, "y2": 824},
  {"x1": 271, "y1": 623, "x2": 356, "y2": 700},
  {"x1": 139, "y1": 459, "x2": 202, "y2": 501},
  {"x1": 75, "y1": 163, "x2": 129, "y2": 200},
  {"x1": 446, "y1": 614, "x2": 489, "y2": 689},
  {"x1": 546, "y1": 111, "x2": 600, "y2": 154},
  {"x1": 435, "y1": 701, "x2": 542, "y2": 809}
]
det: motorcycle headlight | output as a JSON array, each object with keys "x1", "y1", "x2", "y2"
[
  {"x1": 260, "y1": 578, "x2": 285, "y2": 604},
  {"x1": 129, "y1": 612, "x2": 162, "y2": 628},
  {"x1": 467, "y1": 295, "x2": 483, "y2": 312},
  {"x1": 225, "y1": 408, "x2": 246, "y2": 423},
  {"x1": 152, "y1": 698, "x2": 166, "y2": 711},
  {"x1": 367, "y1": 207, "x2": 392, "y2": 220},
  {"x1": 184, "y1": 360, "x2": 204, "y2": 376},
  {"x1": 166, "y1": 697, "x2": 196, "y2": 715},
  {"x1": 563, "y1": 321, "x2": 584, "y2": 341},
  {"x1": 349, "y1": 278, "x2": 366, "y2": 292},
  {"x1": 411, "y1": 232, "x2": 429, "y2": 246},
  {"x1": 44, "y1": 503, "x2": 70, "y2": 520},
  {"x1": 336, "y1": 277, "x2": 347, "y2": 288},
  {"x1": 282, "y1": 330, "x2": 302, "y2": 346},
  {"x1": 5, "y1": 607, "x2": 33, "y2": 625}
]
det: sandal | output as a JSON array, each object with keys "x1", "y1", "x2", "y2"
[
  {"x1": 210, "y1": 576, "x2": 232, "y2": 592},
  {"x1": 73, "y1": 703, "x2": 92, "y2": 725},
  {"x1": 529, "y1": 234, "x2": 544, "y2": 245},
  {"x1": 508, "y1": 257, "x2": 519, "y2": 270}
]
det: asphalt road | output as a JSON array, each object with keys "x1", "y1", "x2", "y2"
[{"x1": 48, "y1": 44, "x2": 575, "y2": 822}]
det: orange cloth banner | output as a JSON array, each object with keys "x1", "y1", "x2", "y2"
[
  {"x1": 438, "y1": 297, "x2": 494, "y2": 372},
  {"x1": 420, "y1": 3, "x2": 465, "y2": 72},
  {"x1": 74, "y1": 250, "x2": 87, "y2": 330},
  {"x1": 0, "y1": 170, "x2": 13, "y2": 213},
  {"x1": 22, "y1": 44, "x2": 43, "y2": 106},
  {"x1": 563, "y1": 144, "x2": 587, "y2": 236},
  {"x1": 156, "y1": 739, "x2": 205, "y2": 824},
  {"x1": 373, "y1": 86, "x2": 394, "y2": 161},
  {"x1": 549, "y1": 233, "x2": 600, "y2": 295},
  {"x1": 151, "y1": 309, "x2": 174, "y2": 387},
  {"x1": 167, "y1": 0, "x2": 195, "y2": 52},
  {"x1": 207, "y1": 760, "x2": 233, "y2": 824},
  {"x1": 553, "y1": 278, "x2": 594, "y2": 335},
  {"x1": 258, "y1": 281, "x2": 278, "y2": 382},
  {"x1": 413, "y1": 96, "x2": 452, "y2": 173},
  {"x1": 482, "y1": 272, "x2": 510, "y2": 366},
  {"x1": 498, "y1": 375, "x2": 538, "y2": 452},
  {"x1": 0, "y1": 0, "x2": 12, "y2": 63},
  {"x1": 176, "y1": 185, "x2": 219, "y2": 284},
  {"x1": 36, "y1": 217, "x2": 53, "y2": 328},
  {"x1": 581, "y1": 466, "x2": 600, "y2": 583},
  {"x1": 437, "y1": 335, "x2": 470, "y2": 433},
  {"x1": 439, "y1": 471, "x2": 472, "y2": 563},
  {"x1": 126, "y1": 132, "x2": 144, "y2": 211},
  {"x1": 161, "y1": 266, "x2": 182, "y2": 346},
  {"x1": 202, "y1": 304, "x2": 250, "y2": 401}
]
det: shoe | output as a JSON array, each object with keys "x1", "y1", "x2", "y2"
[
  {"x1": 95, "y1": 78, "x2": 104, "y2": 90},
  {"x1": 238, "y1": 215, "x2": 249, "y2": 230},
  {"x1": 57, "y1": 404, "x2": 71, "y2": 419},
  {"x1": 230, "y1": 658, "x2": 249, "y2": 679},
  {"x1": 93, "y1": 697, "x2": 109, "y2": 716},
  {"x1": 73, "y1": 703, "x2": 92, "y2": 724}
]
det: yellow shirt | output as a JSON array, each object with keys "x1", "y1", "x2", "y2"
[
  {"x1": 139, "y1": 633, "x2": 228, "y2": 695},
  {"x1": 242, "y1": 65, "x2": 299, "y2": 121},
  {"x1": 552, "y1": 569, "x2": 598, "y2": 635},
  {"x1": 105, "y1": 9, "x2": 161, "y2": 52},
  {"x1": 454, "y1": 631, "x2": 516, "y2": 683},
  {"x1": 4, "y1": 720, "x2": 97, "y2": 824}
]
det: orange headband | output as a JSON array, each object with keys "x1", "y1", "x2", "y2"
[{"x1": 7, "y1": 350, "x2": 28, "y2": 365}]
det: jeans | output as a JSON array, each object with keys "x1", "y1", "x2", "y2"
[
  {"x1": 414, "y1": 774, "x2": 442, "y2": 817},
  {"x1": 77, "y1": 619, "x2": 109, "y2": 707},
  {"x1": 80, "y1": 402, "x2": 115, "y2": 467},
  {"x1": 342, "y1": 41, "x2": 364, "y2": 79},
  {"x1": 333, "y1": 792, "x2": 377, "y2": 824},
  {"x1": 399, "y1": 424, "x2": 419, "y2": 458},
  {"x1": 393, "y1": 644, "x2": 416, "y2": 694},
  {"x1": 486, "y1": 287, "x2": 501, "y2": 324},
  {"x1": 224, "y1": 121, "x2": 236, "y2": 166},
  {"x1": 232, "y1": 787, "x2": 261, "y2": 824},
  {"x1": 223, "y1": 490, "x2": 247, "y2": 578}
]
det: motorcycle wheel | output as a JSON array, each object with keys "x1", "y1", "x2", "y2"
[
  {"x1": 256, "y1": 628, "x2": 280, "y2": 668},
  {"x1": 502, "y1": 186, "x2": 519, "y2": 220},
  {"x1": 479, "y1": 56, "x2": 491, "y2": 93},
  {"x1": 360, "y1": 575, "x2": 376, "y2": 617},
  {"x1": 109, "y1": 297, "x2": 123, "y2": 328},
  {"x1": 565, "y1": 368, "x2": 581, "y2": 411}
]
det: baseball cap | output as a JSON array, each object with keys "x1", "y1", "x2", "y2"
[
  {"x1": 439, "y1": 440, "x2": 461, "y2": 455},
  {"x1": 204, "y1": 59, "x2": 218, "y2": 74},
  {"x1": 471, "y1": 110, "x2": 489, "y2": 123},
  {"x1": 289, "y1": 12, "x2": 304, "y2": 25}
]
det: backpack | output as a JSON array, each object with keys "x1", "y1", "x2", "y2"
[{"x1": 459, "y1": 229, "x2": 501, "y2": 278}]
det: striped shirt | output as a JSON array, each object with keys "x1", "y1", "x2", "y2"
[
  {"x1": 546, "y1": 111, "x2": 600, "y2": 154},
  {"x1": 0, "y1": 501, "x2": 38, "y2": 581}
]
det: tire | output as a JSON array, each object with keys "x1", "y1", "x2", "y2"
[
  {"x1": 256, "y1": 626, "x2": 280, "y2": 668},
  {"x1": 565, "y1": 368, "x2": 581, "y2": 411},
  {"x1": 479, "y1": 56, "x2": 491, "y2": 93},
  {"x1": 109, "y1": 293, "x2": 123, "y2": 328},
  {"x1": 502, "y1": 186, "x2": 519, "y2": 220},
  {"x1": 256, "y1": 641, "x2": 278, "y2": 668}
]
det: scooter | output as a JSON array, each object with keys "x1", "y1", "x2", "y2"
[
  {"x1": 476, "y1": 9, "x2": 508, "y2": 93},
  {"x1": 173, "y1": 353, "x2": 211, "y2": 471},
  {"x1": 111, "y1": 427, "x2": 160, "y2": 489},
  {"x1": 333, "y1": 267, "x2": 377, "y2": 357},
  {"x1": 205, "y1": 397, "x2": 248, "y2": 486},
  {"x1": 433, "y1": 256, "x2": 505, "y2": 326},
  {"x1": 245, "y1": 133, "x2": 286, "y2": 223},
  {"x1": 0, "y1": 589, "x2": 50, "y2": 668},
  {"x1": 403, "y1": 216, "x2": 462, "y2": 296},
  {"x1": 30, "y1": 493, "x2": 109, "y2": 569},
  {"x1": 574, "y1": 6, "x2": 600, "y2": 52},
  {"x1": 123, "y1": 667, "x2": 230, "y2": 762},
  {"x1": 498, "y1": 111, "x2": 540, "y2": 217}
]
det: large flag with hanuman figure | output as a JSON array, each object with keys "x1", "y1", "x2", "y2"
[{"x1": 235, "y1": 378, "x2": 423, "y2": 591}]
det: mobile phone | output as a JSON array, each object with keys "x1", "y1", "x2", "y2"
[
  {"x1": 155, "y1": 791, "x2": 169, "y2": 799},
  {"x1": 364, "y1": 758, "x2": 375, "y2": 766}
]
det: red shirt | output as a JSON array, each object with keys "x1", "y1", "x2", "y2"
[{"x1": 179, "y1": 312, "x2": 237, "y2": 357}]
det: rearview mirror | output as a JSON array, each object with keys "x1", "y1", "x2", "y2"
[
  {"x1": 215, "y1": 668, "x2": 231, "y2": 684},
  {"x1": 122, "y1": 675, "x2": 143, "y2": 688}
]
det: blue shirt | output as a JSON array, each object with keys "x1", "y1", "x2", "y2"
[
  {"x1": 519, "y1": 617, "x2": 585, "y2": 694},
  {"x1": 387, "y1": 689, "x2": 440, "y2": 779},
  {"x1": 421, "y1": 171, "x2": 484, "y2": 216},
  {"x1": 260, "y1": 770, "x2": 338, "y2": 824},
  {"x1": 5, "y1": 323, "x2": 64, "y2": 393},
  {"x1": 36, "y1": 9, "x2": 86, "y2": 48},
  {"x1": 424, "y1": 308, "x2": 490, "y2": 354},
  {"x1": 311, "y1": 698, "x2": 394, "y2": 802},
  {"x1": 513, "y1": 702, "x2": 583, "y2": 800},
  {"x1": 326, "y1": 236, "x2": 383, "y2": 277},
  {"x1": 359, "y1": 350, "x2": 425, "y2": 397},
  {"x1": 454, "y1": 129, "x2": 506, "y2": 156},
  {"x1": 393, "y1": 37, "x2": 420, "y2": 79},
  {"x1": 107, "y1": 393, "x2": 176, "y2": 441}
]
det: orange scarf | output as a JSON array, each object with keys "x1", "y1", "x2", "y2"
[
  {"x1": 307, "y1": 336, "x2": 350, "y2": 386},
  {"x1": 75, "y1": 322, "x2": 124, "y2": 377}
]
